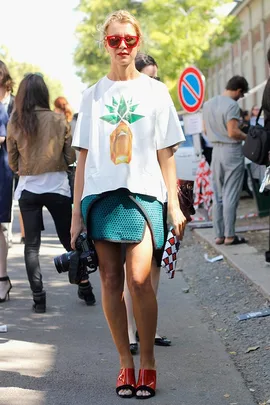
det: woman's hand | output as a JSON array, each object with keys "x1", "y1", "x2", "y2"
[
  {"x1": 70, "y1": 211, "x2": 84, "y2": 250},
  {"x1": 167, "y1": 202, "x2": 187, "y2": 241}
]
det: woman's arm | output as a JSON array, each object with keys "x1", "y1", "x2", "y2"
[
  {"x1": 7, "y1": 123, "x2": 19, "y2": 173},
  {"x1": 70, "y1": 148, "x2": 87, "y2": 249},
  {"x1": 157, "y1": 147, "x2": 186, "y2": 240}
]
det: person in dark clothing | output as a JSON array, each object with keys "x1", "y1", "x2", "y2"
[
  {"x1": 7, "y1": 74, "x2": 95, "y2": 312},
  {"x1": 262, "y1": 48, "x2": 270, "y2": 130},
  {"x1": 0, "y1": 61, "x2": 14, "y2": 303}
]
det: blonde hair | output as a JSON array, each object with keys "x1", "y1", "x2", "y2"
[{"x1": 101, "y1": 10, "x2": 143, "y2": 40}]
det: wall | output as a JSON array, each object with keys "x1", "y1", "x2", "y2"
[{"x1": 207, "y1": 0, "x2": 270, "y2": 111}]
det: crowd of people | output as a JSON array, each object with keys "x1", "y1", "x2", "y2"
[{"x1": 1, "y1": 8, "x2": 270, "y2": 400}]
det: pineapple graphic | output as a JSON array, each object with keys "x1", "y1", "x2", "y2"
[{"x1": 100, "y1": 96, "x2": 144, "y2": 165}]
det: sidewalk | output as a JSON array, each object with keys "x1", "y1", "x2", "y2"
[
  {"x1": 0, "y1": 208, "x2": 257, "y2": 405},
  {"x1": 192, "y1": 197, "x2": 270, "y2": 299}
]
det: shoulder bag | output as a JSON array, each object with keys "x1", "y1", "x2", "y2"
[{"x1": 242, "y1": 107, "x2": 270, "y2": 165}]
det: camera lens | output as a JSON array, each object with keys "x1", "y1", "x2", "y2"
[{"x1": 54, "y1": 252, "x2": 72, "y2": 274}]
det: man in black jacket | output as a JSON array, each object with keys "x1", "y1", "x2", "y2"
[{"x1": 262, "y1": 48, "x2": 270, "y2": 130}]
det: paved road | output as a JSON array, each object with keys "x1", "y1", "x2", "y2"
[{"x1": 0, "y1": 207, "x2": 257, "y2": 405}]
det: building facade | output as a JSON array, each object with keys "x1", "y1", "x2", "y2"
[{"x1": 207, "y1": 0, "x2": 270, "y2": 110}]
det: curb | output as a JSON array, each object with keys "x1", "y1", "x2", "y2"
[{"x1": 192, "y1": 227, "x2": 270, "y2": 300}]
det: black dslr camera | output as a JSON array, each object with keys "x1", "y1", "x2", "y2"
[{"x1": 54, "y1": 233, "x2": 98, "y2": 284}]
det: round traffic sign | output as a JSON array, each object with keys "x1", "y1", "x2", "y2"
[{"x1": 178, "y1": 66, "x2": 205, "y2": 113}]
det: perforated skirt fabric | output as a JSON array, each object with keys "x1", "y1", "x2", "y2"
[{"x1": 81, "y1": 188, "x2": 164, "y2": 249}]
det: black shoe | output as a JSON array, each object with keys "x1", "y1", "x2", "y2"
[
  {"x1": 130, "y1": 343, "x2": 138, "y2": 355},
  {"x1": 154, "y1": 336, "x2": 171, "y2": 346},
  {"x1": 136, "y1": 330, "x2": 171, "y2": 346},
  {"x1": 78, "y1": 281, "x2": 96, "y2": 306},
  {"x1": 0, "y1": 276, "x2": 12, "y2": 302},
  {"x1": 33, "y1": 291, "x2": 46, "y2": 313}
]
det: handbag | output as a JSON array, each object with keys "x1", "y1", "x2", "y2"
[
  {"x1": 67, "y1": 164, "x2": 76, "y2": 202},
  {"x1": 177, "y1": 179, "x2": 195, "y2": 222},
  {"x1": 243, "y1": 107, "x2": 270, "y2": 165}
]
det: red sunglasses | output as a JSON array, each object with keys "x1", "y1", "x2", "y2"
[{"x1": 106, "y1": 35, "x2": 139, "y2": 49}]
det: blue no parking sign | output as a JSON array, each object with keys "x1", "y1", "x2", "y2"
[{"x1": 178, "y1": 66, "x2": 205, "y2": 113}]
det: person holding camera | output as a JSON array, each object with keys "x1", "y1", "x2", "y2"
[
  {"x1": 71, "y1": 10, "x2": 186, "y2": 399},
  {"x1": 7, "y1": 73, "x2": 95, "y2": 312}
]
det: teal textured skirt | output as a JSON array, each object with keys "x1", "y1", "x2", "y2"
[{"x1": 81, "y1": 188, "x2": 164, "y2": 249}]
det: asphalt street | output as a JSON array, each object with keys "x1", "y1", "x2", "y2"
[{"x1": 0, "y1": 206, "x2": 257, "y2": 405}]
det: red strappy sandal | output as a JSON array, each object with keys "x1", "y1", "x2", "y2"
[
  {"x1": 136, "y1": 369, "x2": 156, "y2": 399},
  {"x1": 116, "y1": 368, "x2": 136, "y2": 398}
]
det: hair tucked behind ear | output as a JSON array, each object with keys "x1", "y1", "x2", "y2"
[{"x1": 12, "y1": 74, "x2": 50, "y2": 137}]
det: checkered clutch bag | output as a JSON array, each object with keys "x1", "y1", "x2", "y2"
[{"x1": 161, "y1": 228, "x2": 180, "y2": 279}]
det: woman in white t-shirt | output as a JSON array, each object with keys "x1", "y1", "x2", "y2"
[{"x1": 71, "y1": 10, "x2": 186, "y2": 399}]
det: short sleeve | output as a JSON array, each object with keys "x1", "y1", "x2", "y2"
[
  {"x1": 225, "y1": 102, "x2": 240, "y2": 123},
  {"x1": 155, "y1": 85, "x2": 185, "y2": 150},
  {"x1": 72, "y1": 89, "x2": 92, "y2": 151}
]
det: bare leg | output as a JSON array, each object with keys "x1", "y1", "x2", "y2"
[
  {"x1": 94, "y1": 241, "x2": 134, "y2": 396},
  {"x1": 123, "y1": 267, "x2": 137, "y2": 344},
  {"x1": 0, "y1": 225, "x2": 8, "y2": 277},
  {"x1": 0, "y1": 224, "x2": 10, "y2": 300},
  {"x1": 150, "y1": 259, "x2": 163, "y2": 340},
  {"x1": 124, "y1": 256, "x2": 162, "y2": 345},
  {"x1": 126, "y1": 226, "x2": 157, "y2": 397},
  {"x1": 150, "y1": 258, "x2": 160, "y2": 295}
]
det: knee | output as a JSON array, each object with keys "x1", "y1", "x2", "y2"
[
  {"x1": 127, "y1": 275, "x2": 152, "y2": 297},
  {"x1": 99, "y1": 263, "x2": 123, "y2": 292}
]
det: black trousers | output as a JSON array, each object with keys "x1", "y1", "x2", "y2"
[{"x1": 19, "y1": 191, "x2": 72, "y2": 293}]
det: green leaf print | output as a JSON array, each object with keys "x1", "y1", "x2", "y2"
[
  {"x1": 129, "y1": 104, "x2": 139, "y2": 112},
  {"x1": 105, "y1": 104, "x2": 116, "y2": 113},
  {"x1": 118, "y1": 96, "x2": 127, "y2": 117},
  {"x1": 100, "y1": 114, "x2": 121, "y2": 125},
  {"x1": 99, "y1": 96, "x2": 144, "y2": 126},
  {"x1": 129, "y1": 113, "x2": 145, "y2": 124}
]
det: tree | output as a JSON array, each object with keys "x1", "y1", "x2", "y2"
[
  {"x1": 0, "y1": 46, "x2": 64, "y2": 106},
  {"x1": 74, "y1": 0, "x2": 240, "y2": 108}
]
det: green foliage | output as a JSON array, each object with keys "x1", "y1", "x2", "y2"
[
  {"x1": 0, "y1": 46, "x2": 64, "y2": 107},
  {"x1": 74, "y1": 0, "x2": 240, "y2": 109}
]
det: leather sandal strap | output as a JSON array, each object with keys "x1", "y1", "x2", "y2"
[{"x1": 0, "y1": 276, "x2": 10, "y2": 282}]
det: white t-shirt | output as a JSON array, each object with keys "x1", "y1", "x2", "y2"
[
  {"x1": 14, "y1": 172, "x2": 71, "y2": 200},
  {"x1": 72, "y1": 74, "x2": 185, "y2": 203}
]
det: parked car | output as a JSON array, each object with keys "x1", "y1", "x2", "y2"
[{"x1": 174, "y1": 120, "x2": 201, "y2": 181}]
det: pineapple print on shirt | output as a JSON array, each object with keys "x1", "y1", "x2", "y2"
[{"x1": 100, "y1": 96, "x2": 144, "y2": 165}]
